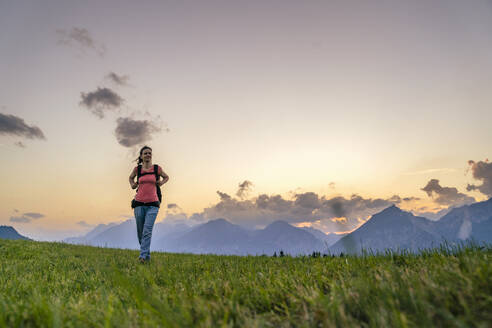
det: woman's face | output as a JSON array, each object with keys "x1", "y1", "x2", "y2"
[{"x1": 141, "y1": 149, "x2": 152, "y2": 163}]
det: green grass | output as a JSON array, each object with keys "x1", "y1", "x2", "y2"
[{"x1": 0, "y1": 239, "x2": 490, "y2": 327}]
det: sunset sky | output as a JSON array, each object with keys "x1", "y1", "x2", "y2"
[{"x1": 1, "y1": 0, "x2": 492, "y2": 240}]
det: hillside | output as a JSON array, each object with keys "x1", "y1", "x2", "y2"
[
  {"x1": 330, "y1": 199, "x2": 492, "y2": 254},
  {"x1": 0, "y1": 226, "x2": 30, "y2": 240},
  {"x1": 330, "y1": 206, "x2": 439, "y2": 254},
  {"x1": 0, "y1": 239, "x2": 490, "y2": 327}
]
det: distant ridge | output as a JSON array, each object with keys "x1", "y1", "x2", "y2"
[
  {"x1": 156, "y1": 219, "x2": 326, "y2": 255},
  {"x1": 62, "y1": 198, "x2": 492, "y2": 256},
  {"x1": 64, "y1": 222, "x2": 119, "y2": 245},
  {"x1": 330, "y1": 198, "x2": 492, "y2": 254},
  {"x1": 434, "y1": 197, "x2": 492, "y2": 243},
  {"x1": 301, "y1": 226, "x2": 347, "y2": 246},
  {"x1": 330, "y1": 205, "x2": 438, "y2": 254},
  {"x1": 0, "y1": 226, "x2": 30, "y2": 240},
  {"x1": 250, "y1": 221, "x2": 325, "y2": 255}
]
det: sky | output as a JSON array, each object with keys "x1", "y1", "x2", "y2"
[{"x1": 1, "y1": 0, "x2": 492, "y2": 240}]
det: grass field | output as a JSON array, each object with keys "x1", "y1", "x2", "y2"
[{"x1": 0, "y1": 239, "x2": 490, "y2": 327}]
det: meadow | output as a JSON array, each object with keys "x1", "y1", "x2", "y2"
[{"x1": 0, "y1": 239, "x2": 490, "y2": 327}]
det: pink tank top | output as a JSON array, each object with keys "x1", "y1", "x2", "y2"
[{"x1": 135, "y1": 165, "x2": 162, "y2": 203}]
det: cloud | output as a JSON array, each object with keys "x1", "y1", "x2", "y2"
[
  {"x1": 14, "y1": 141, "x2": 26, "y2": 148},
  {"x1": 10, "y1": 216, "x2": 31, "y2": 223},
  {"x1": 56, "y1": 27, "x2": 106, "y2": 56},
  {"x1": 387, "y1": 195, "x2": 421, "y2": 204},
  {"x1": 9, "y1": 212, "x2": 44, "y2": 223},
  {"x1": 161, "y1": 182, "x2": 422, "y2": 232},
  {"x1": 402, "y1": 168, "x2": 457, "y2": 175},
  {"x1": 166, "y1": 203, "x2": 183, "y2": 216},
  {"x1": 466, "y1": 160, "x2": 492, "y2": 197},
  {"x1": 23, "y1": 213, "x2": 44, "y2": 219},
  {"x1": 236, "y1": 180, "x2": 253, "y2": 199},
  {"x1": 106, "y1": 72, "x2": 129, "y2": 86},
  {"x1": 192, "y1": 188, "x2": 398, "y2": 231},
  {"x1": 80, "y1": 87, "x2": 124, "y2": 119},
  {"x1": 217, "y1": 191, "x2": 232, "y2": 201},
  {"x1": 413, "y1": 207, "x2": 452, "y2": 221},
  {"x1": 114, "y1": 117, "x2": 163, "y2": 148},
  {"x1": 421, "y1": 179, "x2": 475, "y2": 206},
  {"x1": 76, "y1": 221, "x2": 93, "y2": 228},
  {"x1": 0, "y1": 113, "x2": 46, "y2": 140}
]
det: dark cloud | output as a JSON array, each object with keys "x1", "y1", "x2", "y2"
[
  {"x1": 466, "y1": 160, "x2": 492, "y2": 197},
  {"x1": 319, "y1": 194, "x2": 392, "y2": 219},
  {"x1": 190, "y1": 190, "x2": 398, "y2": 231},
  {"x1": 0, "y1": 113, "x2": 46, "y2": 140},
  {"x1": 56, "y1": 27, "x2": 106, "y2": 56},
  {"x1": 23, "y1": 213, "x2": 44, "y2": 219},
  {"x1": 388, "y1": 195, "x2": 402, "y2": 203},
  {"x1": 106, "y1": 72, "x2": 129, "y2": 86},
  {"x1": 217, "y1": 191, "x2": 232, "y2": 201},
  {"x1": 236, "y1": 180, "x2": 253, "y2": 199},
  {"x1": 77, "y1": 221, "x2": 93, "y2": 228},
  {"x1": 80, "y1": 87, "x2": 124, "y2": 119},
  {"x1": 10, "y1": 216, "x2": 31, "y2": 223},
  {"x1": 9, "y1": 212, "x2": 44, "y2": 223},
  {"x1": 114, "y1": 117, "x2": 162, "y2": 148},
  {"x1": 403, "y1": 197, "x2": 420, "y2": 202},
  {"x1": 387, "y1": 195, "x2": 421, "y2": 204},
  {"x1": 14, "y1": 141, "x2": 26, "y2": 148},
  {"x1": 166, "y1": 203, "x2": 183, "y2": 215},
  {"x1": 422, "y1": 179, "x2": 475, "y2": 206}
]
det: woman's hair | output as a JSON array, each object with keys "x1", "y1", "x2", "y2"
[{"x1": 136, "y1": 145, "x2": 152, "y2": 164}]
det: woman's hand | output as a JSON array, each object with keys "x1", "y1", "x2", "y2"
[{"x1": 131, "y1": 182, "x2": 138, "y2": 189}]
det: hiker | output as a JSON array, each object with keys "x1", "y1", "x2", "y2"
[{"x1": 129, "y1": 145, "x2": 169, "y2": 263}]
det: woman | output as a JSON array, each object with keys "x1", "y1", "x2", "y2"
[{"x1": 129, "y1": 145, "x2": 169, "y2": 263}]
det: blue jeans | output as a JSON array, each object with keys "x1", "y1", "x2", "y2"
[{"x1": 134, "y1": 206, "x2": 159, "y2": 260}]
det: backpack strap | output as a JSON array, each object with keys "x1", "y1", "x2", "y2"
[
  {"x1": 154, "y1": 164, "x2": 159, "y2": 180},
  {"x1": 154, "y1": 164, "x2": 162, "y2": 202},
  {"x1": 137, "y1": 164, "x2": 142, "y2": 180}
]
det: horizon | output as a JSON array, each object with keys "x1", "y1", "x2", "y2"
[
  {"x1": 1, "y1": 0, "x2": 492, "y2": 240},
  {"x1": 5, "y1": 197, "x2": 492, "y2": 242}
]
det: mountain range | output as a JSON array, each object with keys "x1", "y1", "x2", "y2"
[
  {"x1": 54, "y1": 197, "x2": 492, "y2": 255},
  {"x1": 330, "y1": 198, "x2": 492, "y2": 254},
  {"x1": 62, "y1": 218, "x2": 344, "y2": 255}
]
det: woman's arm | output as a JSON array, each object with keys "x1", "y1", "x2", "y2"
[
  {"x1": 129, "y1": 167, "x2": 138, "y2": 189},
  {"x1": 158, "y1": 166, "x2": 169, "y2": 186}
]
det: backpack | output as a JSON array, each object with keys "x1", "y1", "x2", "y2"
[{"x1": 136, "y1": 164, "x2": 162, "y2": 203}]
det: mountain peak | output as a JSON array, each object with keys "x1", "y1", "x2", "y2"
[
  {"x1": 0, "y1": 226, "x2": 30, "y2": 240},
  {"x1": 206, "y1": 218, "x2": 230, "y2": 225},
  {"x1": 264, "y1": 221, "x2": 294, "y2": 231},
  {"x1": 0, "y1": 225, "x2": 16, "y2": 232},
  {"x1": 381, "y1": 204, "x2": 403, "y2": 214}
]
